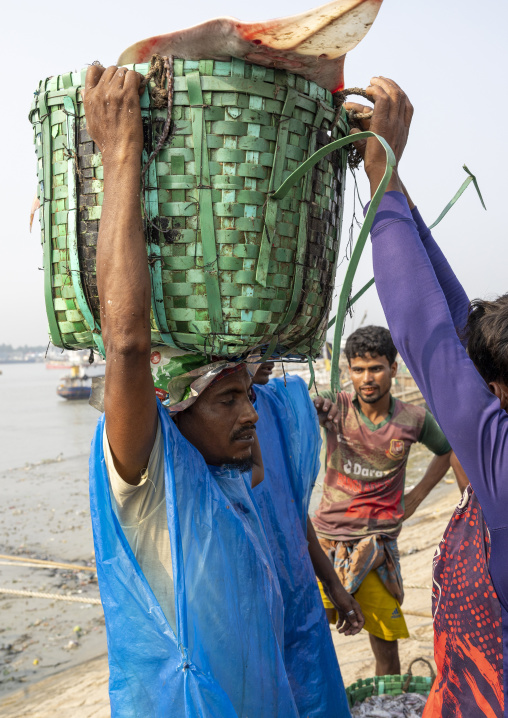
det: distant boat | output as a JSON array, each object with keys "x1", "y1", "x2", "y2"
[
  {"x1": 47, "y1": 353, "x2": 105, "y2": 370},
  {"x1": 57, "y1": 366, "x2": 92, "y2": 401},
  {"x1": 47, "y1": 360, "x2": 74, "y2": 370}
]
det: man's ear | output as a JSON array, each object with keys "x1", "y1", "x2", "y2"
[
  {"x1": 390, "y1": 361, "x2": 398, "y2": 378},
  {"x1": 488, "y1": 381, "x2": 508, "y2": 410}
]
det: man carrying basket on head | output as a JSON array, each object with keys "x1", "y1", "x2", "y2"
[
  {"x1": 83, "y1": 62, "x2": 357, "y2": 718},
  {"x1": 83, "y1": 63, "x2": 303, "y2": 718}
]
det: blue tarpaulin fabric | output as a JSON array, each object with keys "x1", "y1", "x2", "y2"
[
  {"x1": 89, "y1": 401, "x2": 299, "y2": 717},
  {"x1": 253, "y1": 376, "x2": 351, "y2": 717}
]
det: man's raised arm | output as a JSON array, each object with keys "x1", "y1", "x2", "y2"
[
  {"x1": 85, "y1": 65, "x2": 157, "y2": 485},
  {"x1": 346, "y1": 77, "x2": 508, "y2": 532},
  {"x1": 409, "y1": 203, "x2": 470, "y2": 342}
]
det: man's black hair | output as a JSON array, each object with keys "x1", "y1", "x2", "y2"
[
  {"x1": 345, "y1": 325, "x2": 397, "y2": 366},
  {"x1": 463, "y1": 294, "x2": 508, "y2": 386}
]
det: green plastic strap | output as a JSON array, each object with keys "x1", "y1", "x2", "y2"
[
  {"x1": 255, "y1": 199, "x2": 277, "y2": 287},
  {"x1": 187, "y1": 71, "x2": 224, "y2": 334},
  {"x1": 260, "y1": 335, "x2": 279, "y2": 362},
  {"x1": 323, "y1": 133, "x2": 396, "y2": 394},
  {"x1": 428, "y1": 164, "x2": 486, "y2": 229},
  {"x1": 307, "y1": 357, "x2": 315, "y2": 391},
  {"x1": 63, "y1": 95, "x2": 105, "y2": 356},
  {"x1": 39, "y1": 91, "x2": 64, "y2": 348},
  {"x1": 327, "y1": 277, "x2": 375, "y2": 329},
  {"x1": 174, "y1": 75, "x2": 287, "y2": 102},
  {"x1": 272, "y1": 131, "x2": 393, "y2": 201},
  {"x1": 255, "y1": 88, "x2": 298, "y2": 287},
  {"x1": 289, "y1": 139, "x2": 348, "y2": 356},
  {"x1": 61, "y1": 72, "x2": 73, "y2": 90},
  {"x1": 270, "y1": 89, "x2": 299, "y2": 192},
  {"x1": 278, "y1": 103, "x2": 329, "y2": 331},
  {"x1": 140, "y1": 89, "x2": 179, "y2": 349},
  {"x1": 255, "y1": 130, "x2": 394, "y2": 390},
  {"x1": 328, "y1": 164, "x2": 486, "y2": 338}
]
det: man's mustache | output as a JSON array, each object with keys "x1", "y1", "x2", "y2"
[{"x1": 231, "y1": 425, "x2": 257, "y2": 440}]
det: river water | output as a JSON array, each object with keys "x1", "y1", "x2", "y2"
[{"x1": 0, "y1": 363, "x2": 103, "y2": 473}]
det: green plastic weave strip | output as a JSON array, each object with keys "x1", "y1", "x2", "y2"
[{"x1": 29, "y1": 58, "x2": 349, "y2": 358}]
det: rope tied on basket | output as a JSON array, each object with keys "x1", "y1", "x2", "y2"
[
  {"x1": 140, "y1": 54, "x2": 173, "y2": 108},
  {"x1": 140, "y1": 54, "x2": 174, "y2": 235},
  {"x1": 333, "y1": 88, "x2": 374, "y2": 170}
]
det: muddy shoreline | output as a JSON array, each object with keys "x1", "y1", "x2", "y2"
[{"x1": 0, "y1": 452, "x2": 107, "y2": 697}]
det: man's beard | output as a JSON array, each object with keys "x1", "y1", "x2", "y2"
[
  {"x1": 222, "y1": 456, "x2": 254, "y2": 472},
  {"x1": 222, "y1": 425, "x2": 256, "y2": 471}
]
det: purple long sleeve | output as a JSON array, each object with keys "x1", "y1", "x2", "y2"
[
  {"x1": 370, "y1": 192, "x2": 508, "y2": 611},
  {"x1": 411, "y1": 206, "x2": 470, "y2": 346}
]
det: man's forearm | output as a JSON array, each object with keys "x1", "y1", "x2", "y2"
[
  {"x1": 307, "y1": 517, "x2": 342, "y2": 591},
  {"x1": 85, "y1": 65, "x2": 157, "y2": 484},
  {"x1": 408, "y1": 203, "x2": 470, "y2": 340},
  {"x1": 98, "y1": 157, "x2": 151, "y2": 352},
  {"x1": 450, "y1": 451, "x2": 470, "y2": 492},
  {"x1": 98, "y1": 157, "x2": 157, "y2": 480}
]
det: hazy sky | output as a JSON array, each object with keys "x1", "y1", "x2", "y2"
[{"x1": 2, "y1": 0, "x2": 506, "y2": 347}]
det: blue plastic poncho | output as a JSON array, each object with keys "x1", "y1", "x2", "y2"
[
  {"x1": 89, "y1": 402, "x2": 299, "y2": 717},
  {"x1": 253, "y1": 376, "x2": 351, "y2": 717}
]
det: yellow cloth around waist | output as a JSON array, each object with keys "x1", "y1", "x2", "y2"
[{"x1": 318, "y1": 570, "x2": 409, "y2": 642}]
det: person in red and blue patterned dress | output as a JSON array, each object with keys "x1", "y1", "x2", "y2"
[{"x1": 346, "y1": 76, "x2": 506, "y2": 716}]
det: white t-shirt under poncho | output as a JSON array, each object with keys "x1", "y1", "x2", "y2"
[{"x1": 103, "y1": 421, "x2": 176, "y2": 631}]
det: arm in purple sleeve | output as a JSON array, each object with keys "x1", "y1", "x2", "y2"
[
  {"x1": 411, "y1": 206, "x2": 470, "y2": 345},
  {"x1": 370, "y1": 191, "x2": 508, "y2": 537}
]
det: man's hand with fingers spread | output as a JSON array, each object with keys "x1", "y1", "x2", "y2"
[
  {"x1": 313, "y1": 396, "x2": 339, "y2": 432},
  {"x1": 84, "y1": 65, "x2": 144, "y2": 165},
  {"x1": 343, "y1": 77, "x2": 413, "y2": 198}
]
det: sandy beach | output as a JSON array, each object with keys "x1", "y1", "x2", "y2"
[{"x1": 0, "y1": 432, "x2": 461, "y2": 716}]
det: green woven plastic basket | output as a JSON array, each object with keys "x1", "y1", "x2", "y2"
[
  {"x1": 346, "y1": 659, "x2": 435, "y2": 708},
  {"x1": 29, "y1": 57, "x2": 349, "y2": 359}
]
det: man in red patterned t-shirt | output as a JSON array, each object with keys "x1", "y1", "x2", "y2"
[{"x1": 313, "y1": 326, "x2": 452, "y2": 675}]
